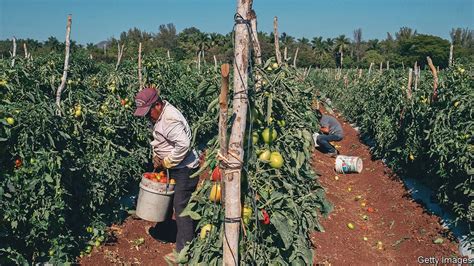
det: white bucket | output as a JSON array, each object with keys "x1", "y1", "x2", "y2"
[
  {"x1": 335, "y1": 155, "x2": 363, "y2": 174},
  {"x1": 313, "y1": 133, "x2": 320, "y2": 147},
  {"x1": 136, "y1": 176, "x2": 175, "y2": 222}
]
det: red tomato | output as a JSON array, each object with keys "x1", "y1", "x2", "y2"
[
  {"x1": 261, "y1": 209, "x2": 270, "y2": 225},
  {"x1": 14, "y1": 159, "x2": 22, "y2": 169},
  {"x1": 211, "y1": 167, "x2": 221, "y2": 182}
]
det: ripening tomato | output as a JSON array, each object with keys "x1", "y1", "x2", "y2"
[
  {"x1": 209, "y1": 183, "x2": 222, "y2": 203},
  {"x1": 242, "y1": 205, "x2": 252, "y2": 225},
  {"x1": 200, "y1": 224, "x2": 213, "y2": 239},
  {"x1": 261, "y1": 209, "x2": 270, "y2": 225},
  {"x1": 211, "y1": 167, "x2": 221, "y2": 182},
  {"x1": 6, "y1": 117, "x2": 15, "y2": 125},
  {"x1": 14, "y1": 158, "x2": 22, "y2": 169}
]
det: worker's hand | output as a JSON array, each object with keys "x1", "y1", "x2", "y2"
[
  {"x1": 153, "y1": 155, "x2": 163, "y2": 170},
  {"x1": 162, "y1": 156, "x2": 173, "y2": 169},
  {"x1": 320, "y1": 127, "x2": 330, "y2": 134}
]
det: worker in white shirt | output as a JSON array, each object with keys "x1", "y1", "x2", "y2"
[{"x1": 134, "y1": 87, "x2": 199, "y2": 262}]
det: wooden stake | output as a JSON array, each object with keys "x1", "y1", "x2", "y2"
[
  {"x1": 407, "y1": 68, "x2": 413, "y2": 99},
  {"x1": 167, "y1": 49, "x2": 170, "y2": 59},
  {"x1": 386, "y1": 61, "x2": 390, "y2": 70},
  {"x1": 214, "y1": 55, "x2": 218, "y2": 70},
  {"x1": 104, "y1": 43, "x2": 106, "y2": 55},
  {"x1": 23, "y1": 43, "x2": 28, "y2": 58},
  {"x1": 219, "y1": 63, "x2": 230, "y2": 207},
  {"x1": 449, "y1": 44, "x2": 453, "y2": 67},
  {"x1": 368, "y1": 62, "x2": 374, "y2": 75},
  {"x1": 273, "y1": 16, "x2": 282, "y2": 65},
  {"x1": 249, "y1": 9, "x2": 262, "y2": 66},
  {"x1": 138, "y1": 42, "x2": 143, "y2": 89},
  {"x1": 197, "y1": 51, "x2": 201, "y2": 71},
  {"x1": 293, "y1": 47, "x2": 299, "y2": 68},
  {"x1": 223, "y1": 1, "x2": 251, "y2": 264},
  {"x1": 427, "y1": 57, "x2": 438, "y2": 102},
  {"x1": 379, "y1": 62, "x2": 383, "y2": 73},
  {"x1": 11, "y1": 37, "x2": 16, "y2": 67},
  {"x1": 55, "y1": 15, "x2": 72, "y2": 114},
  {"x1": 284, "y1": 46, "x2": 288, "y2": 61},
  {"x1": 414, "y1": 61, "x2": 418, "y2": 91},
  {"x1": 115, "y1": 44, "x2": 125, "y2": 70}
]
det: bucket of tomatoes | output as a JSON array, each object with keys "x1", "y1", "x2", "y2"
[{"x1": 136, "y1": 171, "x2": 176, "y2": 222}]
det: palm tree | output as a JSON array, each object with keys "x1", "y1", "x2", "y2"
[
  {"x1": 333, "y1": 35, "x2": 350, "y2": 68},
  {"x1": 366, "y1": 39, "x2": 380, "y2": 51},
  {"x1": 44, "y1": 36, "x2": 61, "y2": 52},
  {"x1": 395, "y1": 27, "x2": 417, "y2": 41}
]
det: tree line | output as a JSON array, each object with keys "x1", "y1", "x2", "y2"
[{"x1": 0, "y1": 24, "x2": 472, "y2": 69}]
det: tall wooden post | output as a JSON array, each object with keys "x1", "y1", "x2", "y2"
[
  {"x1": 273, "y1": 16, "x2": 282, "y2": 65},
  {"x1": 249, "y1": 9, "x2": 262, "y2": 66},
  {"x1": 115, "y1": 43, "x2": 125, "y2": 70},
  {"x1": 293, "y1": 47, "x2": 299, "y2": 68},
  {"x1": 55, "y1": 15, "x2": 72, "y2": 114},
  {"x1": 223, "y1": 1, "x2": 252, "y2": 264},
  {"x1": 23, "y1": 43, "x2": 28, "y2": 58},
  {"x1": 197, "y1": 51, "x2": 201, "y2": 71},
  {"x1": 11, "y1": 37, "x2": 16, "y2": 67},
  {"x1": 407, "y1": 68, "x2": 413, "y2": 99},
  {"x1": 427, "y1": 57, "x2": 438, "y2": 102},
  {"x1": 138, "y1": 42, "x2": 143, "y2": 89},
  {"x1": 219, "y1": 64, "x2": 230, "y2": 206},
  {"x1": 368, "y1": 62, "x2": 374, "y2": 75},
  {"x1": 414, "y1": 61, "x2": 419, "y2": 91},
  {"x1": 449, "y1": 44, "x2": 453, "y2": 67}
]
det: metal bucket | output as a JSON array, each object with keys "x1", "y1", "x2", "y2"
[
  {"x1": 335, "y1": 155, "x2": 363, "y2": 174},
  {"x1": 136, "y1": 175, "x2": 175, "y2": 222}
]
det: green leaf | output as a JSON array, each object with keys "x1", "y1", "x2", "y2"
[
  {"x1": 45, "y1": 174, "x2": 54, "y2": 183},
  {"x1": 271, "y1": 211, "x2": 293, "y2": 249}
]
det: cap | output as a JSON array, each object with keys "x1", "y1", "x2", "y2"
[{"x1": 134, "y1": 87, "x2": 159, "y2": 116}]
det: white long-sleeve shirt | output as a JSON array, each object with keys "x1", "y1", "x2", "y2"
[{"x1": 150, "y1": 101, "x2": 199, "y2": 169}]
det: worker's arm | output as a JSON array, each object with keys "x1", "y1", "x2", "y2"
[
  {"x1": 162, "y1": 118, "x2": 191, "y2": 169},
  {"x1": 320, "y1": 126, "x2": 330, "y2": 134}
]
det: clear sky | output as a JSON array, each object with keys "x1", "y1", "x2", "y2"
[{"x1": 0, "y1": 0, "x2": 472, "y2": 44}]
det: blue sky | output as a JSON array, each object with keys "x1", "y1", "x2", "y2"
[{"x1": 0, "y1": 0, "x2": 472, "y2": 44}]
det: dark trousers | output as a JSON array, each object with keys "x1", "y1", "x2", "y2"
[
  {"x1": 168, "y1": 167, "x2": 199, "y2": 252},
  {"x1": 317, "y1": 134, "x2": 343, "y2": 153}
]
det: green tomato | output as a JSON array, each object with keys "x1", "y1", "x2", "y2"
[
  {"x1": 6, "y1": 117, "x2": 15, "y2": 125},
  {"x1": 252, "y1": 132, "x2": 259, "y2": 144},
  {"x1": 261, "y1": 128, "x2": 277, "y2": 143},
  {"x1": 258, "y1": 150, "x2": 271, "y2": 161},
  {"x1": 269, "y1": 152, "x2": 284, "y2": 168}
]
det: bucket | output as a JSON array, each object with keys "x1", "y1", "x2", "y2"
[
  {"x1": 136, "y1": 175, "x2": 175, "y2": 222},
  {"x1": 313, "y1": 133, "x2": 320, "y2": 147},
  {"x1": 335, "y1": 155, "x2": 363, "y2": 174}
]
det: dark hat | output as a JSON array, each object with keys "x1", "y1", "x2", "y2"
[{"x1": 134, "y1": 87, "x2": 159, "y2": 116}]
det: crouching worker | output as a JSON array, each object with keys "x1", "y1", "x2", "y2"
[
  {"x1": 133, "y1": 87, "x2": 199, "y2": 263},
  {"x1": 315, "y1": 109, "x2": 344, "y2": 157}
]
